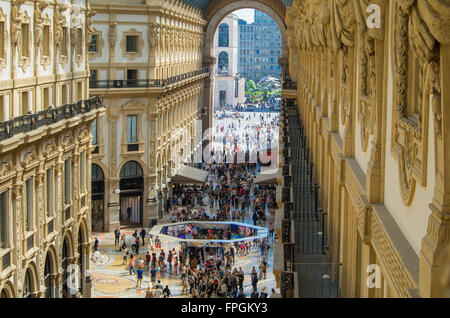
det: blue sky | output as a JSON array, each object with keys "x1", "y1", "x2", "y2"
[{"x1": 234, "y1": 8, "x2": 255, "y2": 24}]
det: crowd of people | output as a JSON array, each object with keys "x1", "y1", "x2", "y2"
[{"x1": 99, "y1": 109, "x2": 281, "y2": 298}]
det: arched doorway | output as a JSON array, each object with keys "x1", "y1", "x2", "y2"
[
  {"x1": 202, "y1": 0, "x2": 289, "y2": 133},
  {"x1": 61, "y1": 234, "x2": 73, "y2": 298},
  {"x1": 43, "y1": 249, "x2": 57, "y2": 298},
  {"x1": 22, "y1": 267, "x2": 35, "y2": 298},
  {"x1": 91, "y1": 164, "x2": 105, "y2": 232},
  {"x1": 0, "y1": 282, "x2": 15, "y2": 298},
  {"x1": 77, "y1": 228, "x2": 84, "y2": 295},
  {"x1": 119, "y1": 161, "x2": 144, "y2": 226}
]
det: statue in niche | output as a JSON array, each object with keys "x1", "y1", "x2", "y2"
[
  {"x1": 35, "y1": 0, "x2": 49, "y2": 50},
  {"x1": 149, "y1": 23, "x2": 159, "y2": 50},
  {"x1": 54, "y1": 3, "x2": 69, "y2": 48},
  {"x1": 109, "y1": 22, "x2": 117, "y2": 48},
  {"x1": 11, "y1": 0, "x2": 25, "y2": 47},
  {"x1": 86, "y1": 6, "x2": 96, "y2": 47}
]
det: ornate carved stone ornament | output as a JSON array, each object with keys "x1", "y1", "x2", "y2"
[
  {"x1": 88, "y1": 28, "x2": 104, "y2": 59},
  {"x1": 354, "y1": 0, "x2": 382, "y2": 152},
  {"x1": 17, "y1": 9, "x2": 32, "y2": 73},
  {"x1": 54, "y1": 3, "x2": 69, "y2": 68},
  {"x1": 61, "y1": 133, "x2": 74, "y2": 150},
  {"x1": 42, "y1": 141, "x2": 56, "y2": 158},
  {"x1": 10, "y1": 0, "x2": 24, "y2": 47},
  {"x1": 85, "y1": 6, "x2": 96, "y2": 48},
  {"x1": 109, "y1": 22, "x2": 117, "y2": 49},
  {"x1": 0, "y1": 7, "x2": 8, "y2": 71},
  {"x1": 35, "y1": 0, "x2": 52, "y2": 71},
  {"x1": 391, "y1": 0, "x2": 441, "y2": 205},
  {"x1": 0, "y1": 159, "x2": 14, "y2": 179},
  {"x1": 70, "y1": 6, "x2": 84, "y2": 68},
  {"x1": 120, "y1": 28, "x2": 144, "y2": 60},
  {"x1": 148, "y1": 22, "x2": 160, "y2": 51},
  {"x1": 330, "y1": 0, "x2": 355, "y2": 140},
  {"x1": 21, "y1": 150, "x2": 37, "y2": 168}
]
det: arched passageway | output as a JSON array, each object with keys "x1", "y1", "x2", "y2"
[
  {"x1": 119, "y1": 161, "x2": 144, "y2": 226},
  {"x1": 201, "y1": 0, "x2": 290, "y2": 141},
  {"x1": 91, "y1": 164, "x2": 105, "y2": 232}
]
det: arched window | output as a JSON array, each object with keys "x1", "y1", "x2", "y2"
[
  {"x1": 218, "y1": 23, "x2": 229, "y2": 47},
  {"x1": 120, "y1": 161, "x2": 143, "y2": 179},
  {"x1": 44, "y1": 254, "x2": 52, "y2": 298},
  {"x1": 92, "y1": 164, "x2": 104, "y2": 182},
  {"x1": 23, "y1": 269, "x2": 32, "y2": 298},
  {"x1": 218, "y1": 52, "x2": 229, "y2": 72}
]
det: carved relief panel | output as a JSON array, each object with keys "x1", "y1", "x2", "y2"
[
  {"x1": 390, "y1": 0, "x2": 439, "y2": 205},
  {"x1": 35, "y1": 1, "x2": 52, "y2": 71},
  {"x1": 0, "y1": 7, "x2": 8, "y2": 70}
]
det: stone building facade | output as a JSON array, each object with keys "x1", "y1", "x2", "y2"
[
  {"x1": 278, "y1": 0, "x2": 450, "y2": 298},
  {"x1": 238, "y1": 10, "x2": 282, "y2": 82},
  {"x1": 213, "y1": 13, "x2": 245, "y2": 109},
  {"x1": 0, "y1": 0, "x2": 105, "y2": 298},
  {"x1": 1, "y1": 0, "x2": 449, "y2": 299},
  {"x1": 88, "y1": 0, "x2": 209, "y2": 232}
]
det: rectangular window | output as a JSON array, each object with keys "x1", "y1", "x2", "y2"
[
  {"x1": 61, "y1": 84, "x2": 67, "y2": 105},
  {"x1": 126, "y1": 35, "x2": 138, "y2": 52},
  {"x1": 0, "y1": 21, "x2": 4, "y2": 60},
  {"x1": 77, "y1": 82, "x2": 82, "y2": 101},
  {"x1": 21, "y1": 91, "x2": 28, "y2": 115},
  {"x1": 0, "y1": 95, "x2": 4, "y2": 122},
  {"x1": 92, "y1": 118, "x2": 98, "y2": 145},
  {"x1": 64, "y1": 159, "x2": 70, "y2": 205},
  {"x1": 127, "y1": 70, "x2": 138, "y2": 87},
  {"x1": 43, "y1": 87, "x2": 49, "y2": 109},
  {"x1": 21, "y1": 23, "x2": 29, "y2": 57},
  {"x1": 71, "y1": 161, "x2": 74, "y2": 203},
  {"x1": 76, "y1": 29, "x2": 83, "y2": 56},
  {"x1": 61, "y1": 27, "x2": 68, "y2": 56},
  {"x1": 90, "y1": 70, "x2": 97, "y2": 81},
  {"x1": 80, "y1": 151, "x2": 86, "y2": 192},
  {"x1": 25, "y1": 178, "x2": 32, "y2": 232},
  {"x1": 0, "y1": 190, "x2": 8, "y2": 248},
  {"x1": 89, "y1": 34, "x2": 98, "y2": 52},
  {"x1": 127, "y1": 115, "x2": 138, "y2": 144},
  {"x1": 46, "y1": 168, "x2": 53, "y2": 217},
  {"x1": 43, "y1": 25, "x2": 50, "y2": 57}
]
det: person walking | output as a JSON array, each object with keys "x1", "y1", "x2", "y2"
[
  {"x1": 238, "y1": 267, "x2": 245, "y2": 293},
  {"x1": 135, "y1": 236, "x2": 140, "y2": 255},
  {"x1": 122, "y1": 246, "x2": 129, "y2": 265},
  {"x1": 136, "y1": 266, "x2": 143, "y2": 288},
  {"x1": 129, "y1": 255, "x2": 136, "y2": 275},
  {"x1": 251, "y1": 266, "x2": 258, "y2": 292},
  {"x1": 114, "y1": 228, "x2": 120, "y2": 247},
  {"x1": 127, "y1": 206, "x2": 132, "y2": 223},
  {"x1": 181, "y1": 274, "x2": 189, "y2": 295},
  {"x1": 93, "y1": 237, "x2": 99, "y2": 252},
  {"x1": 140, "y1": 228, "x2": 146, "y2": 245}
]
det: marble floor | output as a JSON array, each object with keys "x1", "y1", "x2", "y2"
[{"x1": 89, "y1": 228, "x2": 278, "y2": 298}]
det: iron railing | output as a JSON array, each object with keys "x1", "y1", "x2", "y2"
[
  {"x1": 90, "y1": 67, "x2": 210, "y2": 89},
  {"x1": 280, "y1": 96, "x2": 341, "y2": 298},
  {"x1": 0, "y1": 96, "x2": 103, "y2": 142}
]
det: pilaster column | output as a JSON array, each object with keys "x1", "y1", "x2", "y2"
[{"x1": 419, "y1": 44, "x2": 450, "y2": 298}]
